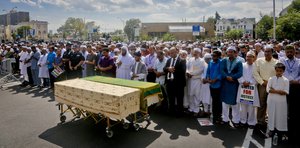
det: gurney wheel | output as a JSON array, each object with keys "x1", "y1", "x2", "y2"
[
  {"x1": 145, "y1": 115, "x2": 150, "y2": 122},
  {"x1": 106, "y1": 129, "x2": 114, "y2": 138},
  {"x1": 123, "y1": 123, "x2": 129, "y2": 130},
  {"x1": 133, "y1": 124, "x2": 140, "y2": 131},
  {"x1": 60, "y1": 115, "x2": 66, "y2": 122}
]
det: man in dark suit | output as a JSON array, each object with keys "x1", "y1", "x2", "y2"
[{"x1": 164, "y1": 47, "x2": 186, "y2": 116}]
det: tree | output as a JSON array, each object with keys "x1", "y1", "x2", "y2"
[
  {"x1": 275, "y1": 11, "x2": 300, "y2": 41},
  {"x1": 225, "y1": 29, "x2": 243, "y2": 40},
  {"x1": 215, "y1": 11, "x2": 221, "y2": 20},
  {"x1": 17, "y1": 26, "x2": 31, "y2": 38},
  {"x1": 124, "y1": 18, "x2": 141, "y2": 41},
  {"x1": 111, "y1": 35, "x2": 124, "y2": 42},
  {"x1": 255, "y1": 15, "x2": 273, "y2": 40},
  {"x1": 162, "y1": 33, "x2": 176, "y2": 41},
  {"x1": 57, "y1": 17, "x2": 86, "y2": 40},
  {"x1": 288, "y1": 0, "x2": 300, "y2": 13},
  {"x1": 207, "y1": 16, "x2": 217, "y2": 30},
  {"x1": 140, "y1": 34, "x2": 152, "y2": 41}
]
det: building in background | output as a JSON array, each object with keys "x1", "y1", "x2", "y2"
[
  {"x1": 215, "y1": 18, "x2": 256, "y2": 38},
  {"x1": 0, "y1": 25, "x2": 5, "y2": 41},
  {"x1": 0, "y1": 11, "x2": 29, "y2": 26},
  {"x1": 17, "y1": 20, "x2": 48, "y2": 40},
  {"x1": 140, "y1": 22, "x2": 214, "y2": 41}
]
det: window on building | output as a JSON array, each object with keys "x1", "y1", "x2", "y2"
[
  {"x1": 244, "y1": 25, "x2": 246, "y2": 29},
  {"x1": 233, "y1": 26, "x2": 235, "y2": 29}
]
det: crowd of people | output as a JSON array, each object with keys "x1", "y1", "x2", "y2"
[{"x1": 1, "y1": 39, "x2": 300, "y2": 146}]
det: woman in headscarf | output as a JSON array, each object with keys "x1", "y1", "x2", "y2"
[{"x1": 116, "y1": 46, "x2": 134, "y2": 80}]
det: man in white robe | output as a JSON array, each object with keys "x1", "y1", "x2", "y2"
[
  {"x1": 19, "y1": 46, "x2": 29, "y2": 86},
  {"x1": 200, "y1": 53, "x2": 212, "y2": 117},
  {"x1": 116, "y1": 46, "x2": 134, "y2": 80},
  {"x1": 186, "y1": 48, "x2": 205, "y2": 116},
  {"x1": 237, "y1": 51, "x2": 260, "y2": 128},
  {"x1": 38, "y1": 49, "x2": 49, "y2": 87}
]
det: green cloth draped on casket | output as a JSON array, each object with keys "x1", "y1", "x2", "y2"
[{"x1": 83, "y1": 76, "x2": 162, "y2": 111}]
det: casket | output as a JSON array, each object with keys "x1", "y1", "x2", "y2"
[{"x1": 54, "y1": 79, "x2": 140, "y2": 120}]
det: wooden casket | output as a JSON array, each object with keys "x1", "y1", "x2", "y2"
[{"x1": 54, "y1": 79, "x2": 140, "y2": 120}]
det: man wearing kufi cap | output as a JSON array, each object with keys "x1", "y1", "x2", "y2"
[
  {"x1": 199, "y1": 53, "x2": 212, "y2": 117},
  {"x1": 220, "y1": 45, "x2": 243, "y2": 127},
  {"x1": 186, "y1": 48, "x2": 206, "y2": 117},
  {"x1": 237, "y1": 50, "x2": 259, "y2": 128},
  {"x1": 254, "y1": 43, "x2": 264, "y2": 59},
  {"x1": 19, "y1": 46, "x2": 30, "y2": 87},
  {"x1": 30, "y1": 45, "x2": 41, "y2": 86}
]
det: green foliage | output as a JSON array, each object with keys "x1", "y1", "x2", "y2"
[
  {"x1": 111, "y1": 35, "x2": 124, "y2": 42},
  {"x1": 288, "y1": 0, "x2": 300, "y2": 13},
  {"x1": 57, "y1": 17, "x2": 86, "y2": 40},
  {"x1": 124, "y1": 18, "x2": 141, "y2": 41},
  {"x1": 140, "y1": 34, "x2": 152, "y2": 41},
  {"x1": 275, "y1": 11, "x2": 300, "y2": 41},
  {"x1": 225, "y1": 29, "x2": 243, "y2": 40},
  {"x1": 16, "y1": 26, "x2": 31, "y2": 38},
  {"x1": 162, "y1": 33, "x2": 176, "y2": 41},
  {"x1": 255, "y1": 15, "x2": 273, "y2": 40}
]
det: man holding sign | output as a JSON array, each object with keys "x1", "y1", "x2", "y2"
[{"x1": 237, "y1": 51, "x2": 260, "y2": 129}]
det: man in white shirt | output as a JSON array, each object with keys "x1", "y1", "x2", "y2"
[
  {"x1": 154, "y1": 50, "x2": 168, "y2": 112},
  {"x1": 145, "y1": 46, "x2": 157, "y2": 82},
  {"x1": 186, "y1": 48, "x2": 205, "y2": 116}
]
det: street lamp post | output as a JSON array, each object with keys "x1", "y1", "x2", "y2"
[{"x1": 273, "y1": 0, "x2": 276, "y2": 40}]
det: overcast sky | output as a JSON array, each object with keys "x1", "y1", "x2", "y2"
[{"x1": 1, "y1": 0, "x2": 293, "y2": 32}]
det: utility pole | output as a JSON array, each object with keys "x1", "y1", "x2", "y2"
[{"x1": 273, "y1": 0, "x2": 276, "y2": 40}]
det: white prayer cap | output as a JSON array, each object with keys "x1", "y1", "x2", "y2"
[
  {"x1": 254, "y1": 43, "x2": 261, "y2": 47},
  {"x1": 10, "y1": 48, "x2": 14, "y2": 52},
  {"x1": 80, "y1": 45, "x2": 87, "y2": 48},
  {"x1": 163, "y1": 47, "x2": 169, "y2": 51},
  {"x1": 205, "y1": 44, "x2": 211, "y2": 48},
  {"x1": 264, "y1": 44, "x2": 273, "y2": 50},
  {"x1": 180, "y1": 50, "x2": 188, "y2": 55},
  {"x1": 193, "y1": 48, "x2": 201, "y2": 53},
  {"x1": 6, "y1": 46, "x2": 11, "y2": 48},
  {"x1": 114, "y1": 48, "x2": 120, "y2": 52},
  {"x1": 128, "y1": 43, "x2": 136, "y2": 48},
  {"x1": 226, "y1": 46, "x2": 236, "y2": 52},
  {"x1": 204, "y1": 53, "x2": 212, "y2": 59},
  {"x1": 246, "y1": 51, "x2": 255, "y2": 57},
  {"x1": 21, "y1": 46, "x2": 27, "y2": 49}
]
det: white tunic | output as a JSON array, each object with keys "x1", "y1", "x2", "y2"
[
  {"x1": 186, "y1": 57, "x2": 205, "y2": 96},
  {"x1": 38, "y1": 54, "x2": 49, "y2": 78},
  {"x1": 200, "y1": 63, "x2": 211, "y2": 104},
  {"x1": 266, "y1": 76, "x2": 289, "y2": 131},
  {"x1": 154, "y1": 58, "x2": 167, "y2": 85},
  {"x1": 19, "y1": 51, "x2": 28, "y2": 75},
  {"x1": 237, "y1": 63, "x2": 260, "y2": 107},
  {"x1": 116, "y1": 54, "x2": 134, "y2": 80}
]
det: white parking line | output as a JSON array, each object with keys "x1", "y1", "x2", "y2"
[{"x1": 242, "y1": 128, "x2": 272, "y2": 148}]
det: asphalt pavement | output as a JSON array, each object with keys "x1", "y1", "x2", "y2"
[{"x1": 0, "y1": 81, "x2": 293, "y2": 148}]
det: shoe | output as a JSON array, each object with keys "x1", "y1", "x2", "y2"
[
  {"x1": 248, "y1": 125, "x2": 255, "y2": 129},
  {"x1": 232, "y1": 122, "x2": 240, "y2": 128},
  {"x1": 220, "y1": 121, "x2": 229, "y2": 126}
]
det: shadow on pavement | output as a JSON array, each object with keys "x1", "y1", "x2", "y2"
[
  {"x1": 4, "y1": 85, "x2": 55, "y2": 101},
  {"x1": 39, "y1": 118, "x2": 162, "y2": 148},
  {"x1": 150, "y1": 109, "x2": 247, "y2": 148}
]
